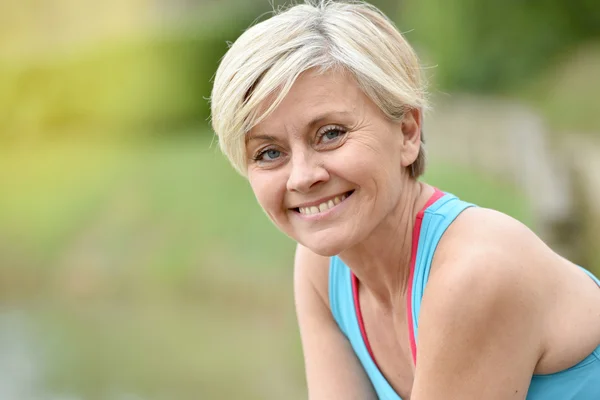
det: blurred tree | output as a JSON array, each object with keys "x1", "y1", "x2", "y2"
[
  {"x1": 0, "y1": 1, "x2": 262, "y2": 140},
  {"x1": 1, "y1": 0, "x2": 599, "y2": 140},
  {"x1": 399, "y1": 0, "x2": 600, "y2": 92}
]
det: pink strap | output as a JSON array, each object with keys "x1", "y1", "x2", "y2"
[{"x1": 352, "y1": 273, "x2": 380, "y2": 369}]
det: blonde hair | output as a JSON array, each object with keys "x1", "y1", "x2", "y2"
[{"x1": 211, "y1": 0, "x2": 429, "y2": 177}]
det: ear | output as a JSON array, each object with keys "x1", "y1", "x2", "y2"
[{"x1": 400, "y1": 108, "x2": 422, "y2": 168}]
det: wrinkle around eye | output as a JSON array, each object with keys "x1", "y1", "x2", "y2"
[{"x1": 347, "y1": 131, "x2": 386, "y2": 155}]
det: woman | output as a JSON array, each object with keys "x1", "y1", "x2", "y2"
[{"x1": 210, "y1": 1, "x2": 600, "y2": 399}]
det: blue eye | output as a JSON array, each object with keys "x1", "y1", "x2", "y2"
[
  {"x1": 259, "y1": 149, "x2": 281, "y2": 161},
  {"x1": 325, "y1": 130, "x2": 341, "y2": 140},
  {"x1": 320, "y1": 126, "x2": 347, "y2": 143}
]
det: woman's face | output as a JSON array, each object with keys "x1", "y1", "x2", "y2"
[{"x1": 245, "y1": 69, "x2": 420, "y2": 256}]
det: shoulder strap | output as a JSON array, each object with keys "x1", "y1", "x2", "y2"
[
  {"x1": 329, "y1": 256, "x2": 352, "y2": 337},
  {"x1": 409, "y1": 194, "x2": 476, "y2": 358},
  {"x1": 579, "y1": 266, "x2": 600, "y2": 288}
]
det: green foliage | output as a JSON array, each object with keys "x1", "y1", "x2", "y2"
[
  {"x1": 2, "y1": 1, "x2": 598, "y2": 140},
  {"x1": 0, "y1": 16, "x2": 257, "y2": 140},
  {"x1": 399, "y1": 0, "x2": 600, "y2": 93}
]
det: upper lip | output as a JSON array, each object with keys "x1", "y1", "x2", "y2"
[{"x1": 289, "y1": 191, "x2": 352, "y2": 209}]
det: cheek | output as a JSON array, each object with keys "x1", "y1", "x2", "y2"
[
  {"x1": 331, "y1": 141, "x2": 397, "y2": 184},
  {"x1": 249, "y1": 173, "x2": 287, "y2": 221}
]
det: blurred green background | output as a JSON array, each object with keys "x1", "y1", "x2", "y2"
[{"x1": 0, "y1": 0, "x2": 599, "y2": 399}]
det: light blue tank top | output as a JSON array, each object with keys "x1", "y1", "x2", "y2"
[{"x1": 329, "y1": 191, "x2": 600, "y2": 399}]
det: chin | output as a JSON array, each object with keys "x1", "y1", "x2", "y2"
[
  {"x1": 297, "y1": 232, "x2": 351, "y2": 258},
  {"x1": 305, "y1": 245, "x2": 340, "y2": 258}
]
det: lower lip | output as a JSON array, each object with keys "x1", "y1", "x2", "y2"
[{"x1": 292, "y1": 191, "x2": 354, "y2": 221}]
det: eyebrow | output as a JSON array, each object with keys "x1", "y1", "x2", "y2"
[
  {"x1": 305, "y1": 110, "x2": 353, "y2": 130},
  {"x1": 246, "y1": 110, "x2": 354, "y2": 143},
  {"x1": 246, "y1": 134, "x2": 278, "y2": 143}
]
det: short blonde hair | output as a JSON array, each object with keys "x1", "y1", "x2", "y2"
[{"x1": 211, "y1": 0, "x2": 429, "y2": 177}]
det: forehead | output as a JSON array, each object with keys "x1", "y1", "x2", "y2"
[{"x1": 250, "y1": 69, "x2": 366, "y2": 135}]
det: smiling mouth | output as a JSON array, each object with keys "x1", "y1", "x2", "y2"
[{"x1": 293, "y1": 190, "x2": 355, "y2": 216}]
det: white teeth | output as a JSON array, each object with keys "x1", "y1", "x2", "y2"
[{"x1": 298, "y1": 193, "x2": 351, "y2": 216}]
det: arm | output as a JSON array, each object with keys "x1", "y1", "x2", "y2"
[
  {"x1": 411, "y1": 210, "x2": 547, "y2": 400},
  {"x1": 294, "y1": 244, "x2": 377, "y2": 400}
]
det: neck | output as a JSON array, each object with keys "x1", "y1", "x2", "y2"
[{"x1": 338, "y1": 180, "x2": 435, "y2": 310}]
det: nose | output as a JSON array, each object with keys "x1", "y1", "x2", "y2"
[{"x1": 286, "y1": 151, "x2": 329, "y2": 193}]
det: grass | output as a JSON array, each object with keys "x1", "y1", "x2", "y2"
[{"x1": 0, "y1": 135, "x2": 532, "y2": 399}]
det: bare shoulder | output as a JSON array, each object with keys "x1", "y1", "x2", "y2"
[
  {"x1": 437, "y1": 206, "x2": 548, "y2": 260},
  {"x1": 411, "y1": 207, "x2": 550, "y2": 398},
  {"x1": 431, "y1": 206, "x2": 554, "y2": 288},
  {"x1": 294, "y1": 244, "x2": 331, "y2": 307},
  {"x1": 422, "y1": 206, "x2": 552, "y2": 346}
]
